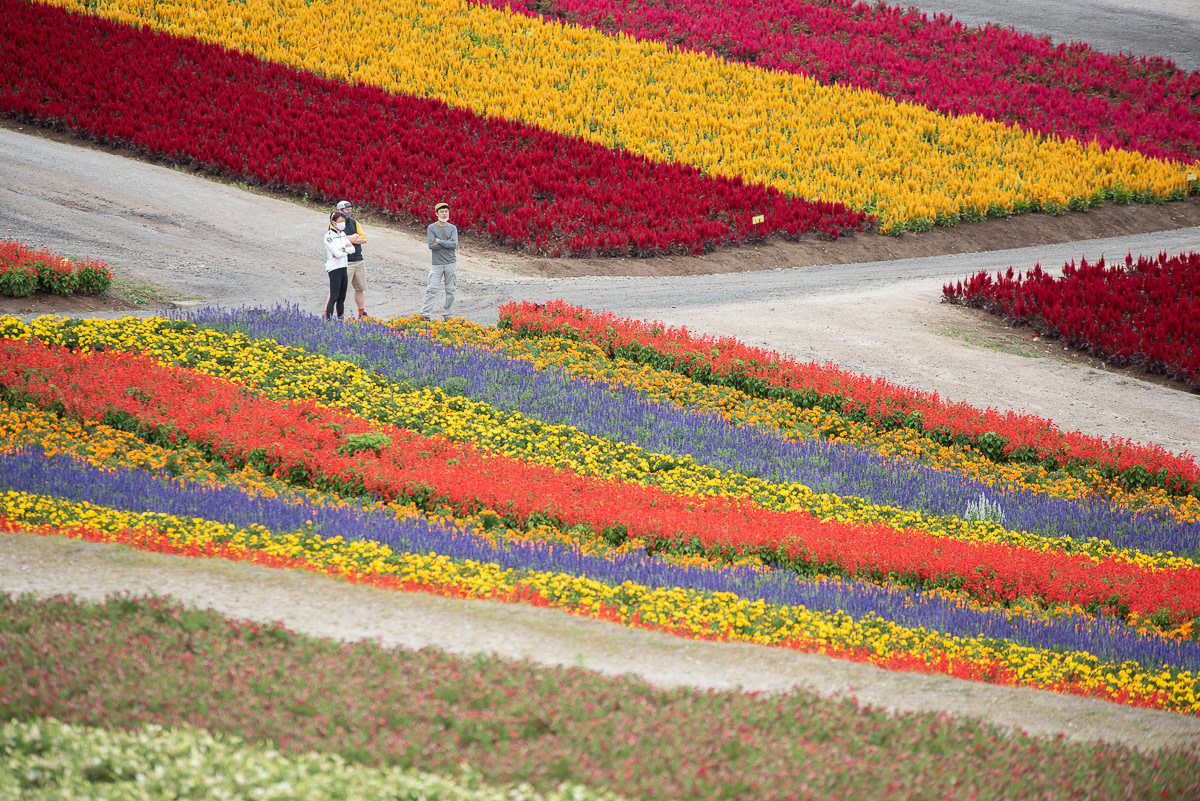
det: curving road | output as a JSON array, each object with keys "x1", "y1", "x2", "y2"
[{"x1": 912, "y1": 0, "x2": 1200, "y2": 71}]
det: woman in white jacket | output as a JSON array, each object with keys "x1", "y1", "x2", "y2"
[{"x1": 324, "y1": 211, "x2": 355, "y2": 320}]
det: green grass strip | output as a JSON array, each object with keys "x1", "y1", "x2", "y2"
[{"x1": 2, "y1": 593, "x2": 1198, "y2": 801}]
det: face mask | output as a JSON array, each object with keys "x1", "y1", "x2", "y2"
[{"x1": 335, "y1": 221, "x2": 346, "y2": 231}]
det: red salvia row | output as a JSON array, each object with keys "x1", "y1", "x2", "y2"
[
  {"x1": 944, "y1": 251, "x2": 1200, "y2": 390},
  {"x1": 497, "y1": 299, "x2": 1200, "y2": 495},
  {"x1": 2, "y1": 336, "x2": 1199, "y2": 622},
  {"x1": 0, "y1": 0, "x2": 868, "y2": 258},
  {"x1": 490, "y1": 0, "x2": 1200, "y2": 165}
]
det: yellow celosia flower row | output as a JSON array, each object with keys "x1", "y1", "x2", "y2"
[
  {"x1": 4, "y1": 489, "x2": 1195, "y2": 714},
  {"x1": 44, "y1": 0, "x2": 1196, "y2": 232}
]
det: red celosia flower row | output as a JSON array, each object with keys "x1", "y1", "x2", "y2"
[
  {"x1": 498, "y1": 299, "x2": 1200, "y2": 495},
  {"x1": 0, "y1": 0, "x2": 868, "y2": 258},
  {"x1": 492, "y1": 0, "x2": 1200, "y2": 165},
  {"x1": 0, "y1": 238, "x2": 112, "y2": 298},
  {"x1": 3, "y1": 337, "x2": 1199, "y2": 622},
  {"x1": 944, "y1": 251, "x2": 1200, "y2": 390}
]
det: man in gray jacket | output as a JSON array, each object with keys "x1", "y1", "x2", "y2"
[{"x1": 419, "y1": 201, "x2": 458, "y2": 321}]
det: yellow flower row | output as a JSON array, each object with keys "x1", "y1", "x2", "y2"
[
  {"x1": 45, "y1": 0, "x2": 1196, "y2": 232},
  {"x1": 10, "y1": 314, "x2": 1190, "y2": 573},
  {"x1": 4, "y1": 489, "x2": 1195, "y2": 714}
]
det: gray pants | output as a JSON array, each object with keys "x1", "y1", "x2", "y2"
[{"x1": 421, "y1": 261, "x2": 457, "y2": 317}]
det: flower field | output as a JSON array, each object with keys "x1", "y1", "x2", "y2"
[
  {"x1": 3, "y1": 306, "x2": 1200, "y2": 794},
  {"x1": 6, "y1": 0, "x2": 1200, "y2": 789},
  {"x1": 0, "y1": 0, "x2": 868, "y2": 257},
  {"x1": 492, "y1": 0, "x2": 1200, "y2": 165},
  {"x1": 3, "y1": 306, "x2": 1200, "y2": 793},
  {"x1": 3, "y1": 0, "x2": 1197, "y2": 253},
  {"x1": 498, "y1": 299, "x2": 1200, "y2": 498},
  {"x1": 944, "y1": 250, "x2": 1200, "y2": 390}
]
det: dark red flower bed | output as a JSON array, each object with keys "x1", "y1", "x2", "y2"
[
  {"x1": 944, "y1": 251, "x2": 1200, "y2": 390},
  {"x1": 493, "y1": 0, "x2": 1200, "y2": 165},
  {"x1": 0, "y1": 0, "x2": 868, "y2": 258}
]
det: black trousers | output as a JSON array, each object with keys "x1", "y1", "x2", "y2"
[{"x1": 325, "y1": 267, "x2": 348, "y2": 319}]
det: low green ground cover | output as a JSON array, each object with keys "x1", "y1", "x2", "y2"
[{"x1": 3, "y1": 593, "x2": 1197, "y2": 800}]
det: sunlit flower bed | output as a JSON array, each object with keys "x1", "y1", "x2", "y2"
[
  {"x1": 498, "y1": 300, "x2": 1200, "y2": 500},
  {"x1": 490, "y1": 0, "x2": 1200, "y2": 164},
  {"x1": 380, "y1": 311, "x2": 1200, "y2": 525},
  {"x1": 2, "y1": 4, "x2": 865, "y2": 256},
  {"x1": 13, "y1": 0, "x2": 1198, "y2": 241},
  {"x1": 2, "y1": 308, "x2": 1199, "y2": 718}
]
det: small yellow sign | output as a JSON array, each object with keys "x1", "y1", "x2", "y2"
[
  {"x1": 751, "y1": 214, "x2": 765, "y2": 224},
  {"x1": 1188, "y1": 173, "x2": 1198, "y2": 182}
]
